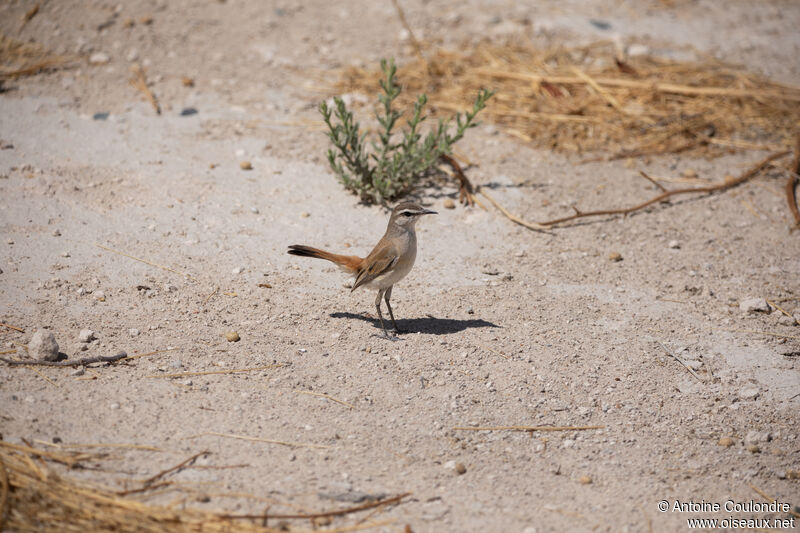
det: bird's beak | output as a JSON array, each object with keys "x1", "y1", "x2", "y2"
[{"x1": 422, "y1": 209, "x2": 437, "y2": 215}]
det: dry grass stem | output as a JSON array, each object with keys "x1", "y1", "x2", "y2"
[
  {"x1": 749, "y1": 484, "x2": 800, "y2": 519},
  {"x1": 26, "y1": 366, "x2": 59, "y2": 387},
  {"x1": 129, "y1": 63, "x2": 161, "y2": 114},
  {"x1": 765, "y1": 300, "x2": 793, "y2": 318},
  {"x1": 189, "y1": 432, "x2": 330, "y2": 449},
  {"x1": 95, "y1": 243, "x2": 197, "y2": 281},
  {"x1": 203, "y1": 286, "x2": 219, "y2": 304},
  {"x1": 33, "y1": 440, "x2": 168, "y2": 453},
  {"x1": 475, "y1": 342, "x2": 510, "y2": 360},
  {"x1": 126, "y1": 348, "x2": 177, "y2": 360},
  {"x1": 294, "y1": 390, "x2": 355, "y2": 409},
  {"x1": 390, "y1": 0, "x2": 426, "y2": 69},
  {"x1": 0, "y1": 32, "x2": 74, "y2": 79},
  {"x1": 452, "y1": 425, "x2": 604, "y2": 432},
  {"x1": 657, "y1": 341, "x2": 703, "y2": 382},
  {"x1": 146, "y1": 364, "x2": 285, "y2": 379},
  {"x1": 0, "y1": 349, "x2": 17, "y2": 355},
  {"x1": 334, "y1": 41, "x2": 800, "y2": 157},
  {"x1": 0, "y1": 322, "x2": 25, "y2": 333}
]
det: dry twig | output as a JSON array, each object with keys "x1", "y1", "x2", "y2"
[
  {"x1": 221, "y1": 492, "x2": 410, "y2": 521},
  {"x1": 146, "y1": 364, "x2": 284, "y2": 379},
  {"x1": 0, "y1": 323, "x2": 25, "y2": 333},
  {"x1": 141, "y1": 451, "x2": 209, "y2": 486},
  {"x1": 478, "y1": 187, "x2": 549, "y2": 231},
  {"x1": 1, "y1": 352, "x2": 127, "y2": 367},
  {"x1": 536, "y1": 151, "x2": 790, "y2": 227}
]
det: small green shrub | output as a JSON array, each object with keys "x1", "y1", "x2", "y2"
[{"x1": 320, "y1": 58, "x2": 493, "y2": 204}]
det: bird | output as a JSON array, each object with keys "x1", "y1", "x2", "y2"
[{"x1": 288, "y1": 201, "x2": 437, "y2": 336}]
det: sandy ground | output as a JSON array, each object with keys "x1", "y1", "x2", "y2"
[{"x1": 1, "y1": 1, "x2": 800, "y2": 532}]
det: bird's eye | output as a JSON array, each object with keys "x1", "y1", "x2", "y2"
[{"x1": 401, "y1": 211, "x2": 413, "y2": 217}]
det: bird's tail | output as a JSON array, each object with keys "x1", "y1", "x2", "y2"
[{"x1": 287, "y1": 245, "x2": 362, "y2": 273}]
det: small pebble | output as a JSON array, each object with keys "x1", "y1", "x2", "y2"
[
  {"x1": 443, "y1": 198, "x2": 456, "y2": 209},
  {"x1": 300, "y1": 211, "x2": 310, "y2": 218},
  {"x1": 746, "y1": 444, "x2": 761, "y2": 453},
  {"x1": 109, "y1": 402, "x2": 120, "y2": 410},
  {"x1": 608, "y1": 251, "x2": 622, "y2": 262},
  {"x1": 239, "y1": 161, "x2": 253, "y2": 170},
  {"x1": 126, "y1": 48, "x2": 139, "y2": 62},
  {"x1": 250, "y1": 207, "x2": 260, "y2": 214},
  {"x1": 578, "y1": 475, "x2": 593, "y2": 485},
  {"x1": 668, "y1": 240, "x2": 680, "y2": 249},
  {"x1": 52, "y1": 229, "x2": 61, "y2": 236},
  {"x1": 78, "y1": 329, "x2": 95, "y2": 342},
  {"x1": 682, "y1": 168, "x2": 698, "y2": 178},
  {"x1": 225, "y1": 331, "x2": 240, "y2": 342},
  {"x1": 455, "y1": 462, "x2": 467, "y2": 475},
  {"x1": 88, "y1": 52, "x2": 111, "y2": 65},
  {"x1": 129, "y1": 328, "x2": 140, "y2": 337},
  {"x1": 180, "y1": 107, "x2": 198, "y2": 116},
  {"x1": 232, "y1": 266, "x2": 244, "y2": 275},
  {"x1": 71, "y1": 366, "x2": 85, "y2": 376},
  {"x1": 93, "y1": 112, "x2": 109, "y2": 121},
  {"x1": 718, "y1": 437, "x2": 735, "y2": 447},
  {"x1": 94, "y1": 290, "x2": 106, "y2": 301},
  {"x1": 739, "y1": 297, "x2": 769, "y2": 313}
]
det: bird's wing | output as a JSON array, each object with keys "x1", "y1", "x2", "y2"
[{"x1": 352, "y1": 242, "x2": 398, "y2": 291}]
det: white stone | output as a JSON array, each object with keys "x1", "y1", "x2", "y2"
[
  {"x1": 28, "y1": 330, "x2": 59, "y2": 361},
  {"x1": 739, "y1": 387, "x2": 760, "y2": 400},
  {"x1": 78, "y1": 329, "x2": 95, "y2": 342},
  {"x1": 89, "y1": 52, "x2": 111, "y2": 65},
  {"x1": 739, "y1": 297, "x2": 769, "y2": 313}
]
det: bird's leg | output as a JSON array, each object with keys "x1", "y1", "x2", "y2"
[
  {"x1": 374, "y1": 288, "x2": 390, "y2": 337},
  {"x1": 383, "y1": 285, "x2": 402, "y2": 333}
]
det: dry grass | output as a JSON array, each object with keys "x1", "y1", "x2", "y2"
[
  {"x1": 0, "y1": 440, "x2": 403, "y2": 532},
  {"x1": 334, "y1": 40, "x2": 800, "y2": 157},
  {"x1": 0, "y1": 32, "x2": 73, "y2": 80}
]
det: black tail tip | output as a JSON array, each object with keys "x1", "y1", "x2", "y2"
[{"x1": 287, "y1": 245, "x2": 312, "y2": 257}]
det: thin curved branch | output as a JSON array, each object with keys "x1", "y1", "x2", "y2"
[{"x1": 537, "y1": 150, "x2": 791, "y2": 227}]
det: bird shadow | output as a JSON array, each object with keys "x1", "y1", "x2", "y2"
[{"x1": 330, "y1": 312, "x2": 499, "y2": 335}]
